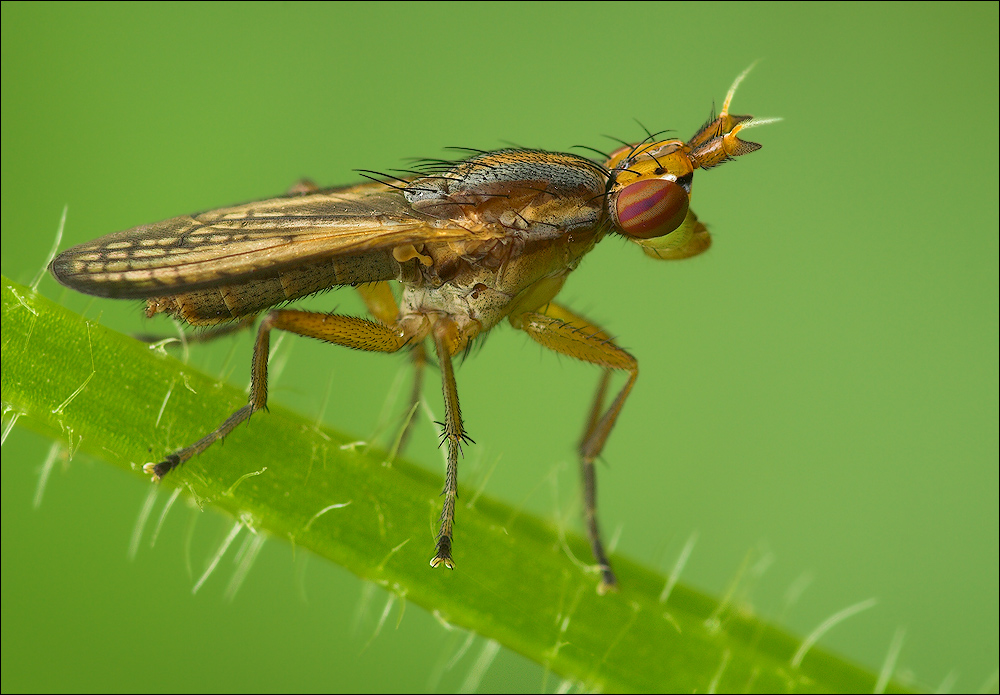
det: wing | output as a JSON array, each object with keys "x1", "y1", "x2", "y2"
[{"x1": 50, "y1": 182, "x2": 501, "y2": 298}]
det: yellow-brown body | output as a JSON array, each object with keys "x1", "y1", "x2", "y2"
[{"x1": 50, "y1": 72, "x2": 768, "y2": 591}]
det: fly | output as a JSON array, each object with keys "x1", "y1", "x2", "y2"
[{"x1": 49, "y1": 69, "x2": 774, "y2": 592}]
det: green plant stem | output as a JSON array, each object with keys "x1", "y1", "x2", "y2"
[{"x1": 1, "y1": 276, "x2": 911, "y2": 693}]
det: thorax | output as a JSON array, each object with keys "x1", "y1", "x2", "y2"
[{"x1": 396, "y1": 226, "x2": 604, "y2": 348}]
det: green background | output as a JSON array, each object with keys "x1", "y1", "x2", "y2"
[{"x1": 2, "y1": 2, "x2": 996, "y2": 692}]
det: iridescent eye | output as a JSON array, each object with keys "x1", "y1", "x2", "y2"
[{"x1": 612, "y1": 179, "x2": 689, "y2": 239}]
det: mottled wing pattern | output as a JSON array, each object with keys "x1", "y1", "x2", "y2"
[{"x1": 50, "y1": 183, "x2": 497, "y2": 298}]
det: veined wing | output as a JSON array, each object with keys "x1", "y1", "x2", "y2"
[{"x1": 50, "y1": 182, "x2": 498, "y2": 298}]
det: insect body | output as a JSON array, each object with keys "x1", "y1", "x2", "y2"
[{"x1": 50, "y1": 72, "x2": 769, "y2": 592}]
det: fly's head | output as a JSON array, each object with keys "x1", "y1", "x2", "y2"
[
  {"x1": 604, "y1": 65, "x2": 778, "y2": 260},
  {"x1": 604, "y1": 138, "x2": 694, "y2": 245}
]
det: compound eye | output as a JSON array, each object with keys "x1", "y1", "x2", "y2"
[{"x1": 612, "y1": 179, "x2": 689, "y2": 239}]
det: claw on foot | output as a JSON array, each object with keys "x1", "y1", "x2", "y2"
[
  {"x1": 431, "y1": 536, "x2": 455, "y2": 569},
  {"x1": 430, "y1": 555, "x2": 455, "y2": 569},
  {"x1": 142, "y1": 454, "x2": 180, "y2": 481},
  {"x1": 597, "y1": 575, "x2": 620, "y2": 595}
]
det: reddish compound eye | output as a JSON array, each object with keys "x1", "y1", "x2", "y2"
[{"x1": 612, "y1": 179, "x2": 689, "y2": 239}]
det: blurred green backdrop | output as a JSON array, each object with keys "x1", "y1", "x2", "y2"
[{"x1": 2, "y1": 2, "x2": 996, "y2": 692}]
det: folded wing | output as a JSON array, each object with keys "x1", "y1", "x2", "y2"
[{"x1": 50, "y1": 183, "x2": 495, "y2": 298}]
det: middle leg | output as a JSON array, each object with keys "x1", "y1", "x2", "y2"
[{"x1": 428, "y1": 317, "x2": 472, "y2": 569}]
